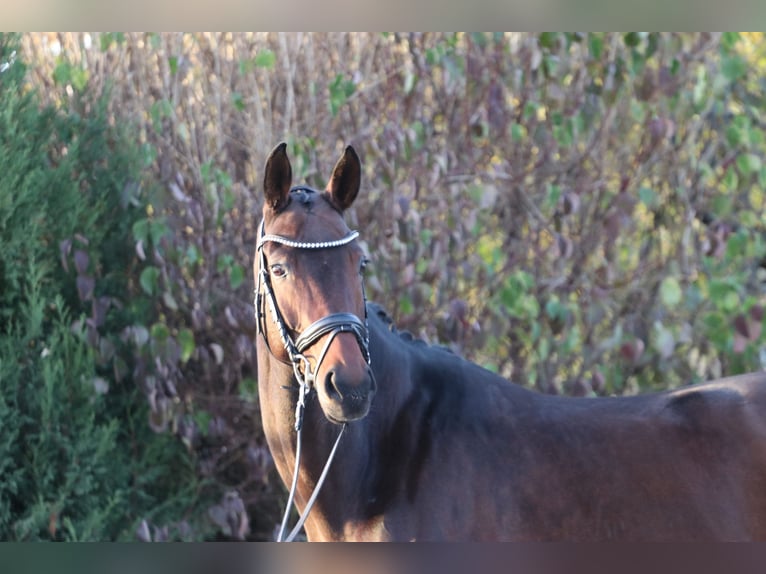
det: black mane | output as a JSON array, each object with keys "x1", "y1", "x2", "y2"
[
  {"x1": 288, "y1": 184, "x2": 343, "y2": 213},
  {"x1": 289, "y1": 185, "x2": 318, "y2": 206},
  {"x1": 366, "y1": 302, "x2": 453, "y2": 354}
]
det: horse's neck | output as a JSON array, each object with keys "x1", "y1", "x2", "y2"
[
  {"x1": 255, "y1": 347, "x2": 298, "y2": 476},
  {"x1": 257, "y1": 322, "x2": 421, "y2": 539}
]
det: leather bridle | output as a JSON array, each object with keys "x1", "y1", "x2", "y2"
[{"x1": 253, "y1": 193, "x2": 372, "y2": 541}]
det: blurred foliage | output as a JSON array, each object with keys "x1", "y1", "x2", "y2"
[
  {"x1": 0, "y1": 33, "x2": 214, "y2": 541},
  {"x1": 14, "y1": 32, "x2": 766, "y2": 538}
]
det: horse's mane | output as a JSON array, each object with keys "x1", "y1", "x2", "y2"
[
  {"x1": 366, "y1": 302, "x2": 454, "y2": 354},
  {"x1": 287, "y1": 185, "x2": 341, "y2": 213}
]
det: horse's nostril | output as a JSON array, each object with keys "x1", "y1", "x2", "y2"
[{"x1": 324, "y1": 370, "x2": 343, "y2": 402}]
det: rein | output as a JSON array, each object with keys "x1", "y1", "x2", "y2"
[{"x1": 254, "y1": 208, "x2": 370, "y2": 542}]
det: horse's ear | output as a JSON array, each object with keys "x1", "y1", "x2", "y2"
[
  {"x1": 327, "y1": 145, "x2": 361, "y2": 211},
  {"x1": 263, "y1": 142, "x2": 292, "y2": 211}
]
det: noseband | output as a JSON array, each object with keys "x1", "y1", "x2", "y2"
[{"x1": 253, "y1": 197, "x2": 371, "y2": 541}]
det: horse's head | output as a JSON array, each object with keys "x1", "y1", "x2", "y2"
[{"x1": 255, "y1": 142, "x2": 375, "y2": 424}]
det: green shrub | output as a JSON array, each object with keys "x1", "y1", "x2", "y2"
[{"x1": 0, "y1": 33, "x2": 215, "y2": 540}]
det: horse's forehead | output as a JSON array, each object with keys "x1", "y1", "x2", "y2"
[{"x1": 267, "y1": 195, "x2": 346, "y2": 238}]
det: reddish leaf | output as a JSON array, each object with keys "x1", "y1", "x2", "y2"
[
  {"x1": 92, "y1": 296, "x2": 111, "y2": 327},
  {"x1": 74, "y1": 249, "x2": 89, "y2": 274},
  {"x1": 59, "y1": 238, "x2": 72, "y2": 272},
  {"x1": 76, "y1": 275, "x2": 95, "y2": 302},
  {"x1": 733, "y1": 314, "x2": 749, "y2": 339},
  {"x1": 135, "y1": 239, "x2": 146, "y2": 261},
  {"x1": 733, "y1": 332, "x2": 748, "y2": 354},
  {"x1": 619, "y1": 339, "x2": 645, "y2": 363}
]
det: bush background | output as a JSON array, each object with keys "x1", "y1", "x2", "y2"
[{"x1": 1, "y1": 32, "x2": 765, "y2": 540}]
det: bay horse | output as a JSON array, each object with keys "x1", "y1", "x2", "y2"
[{"x1": 254, "y1": 142, "x2": 766, "y2": 541}]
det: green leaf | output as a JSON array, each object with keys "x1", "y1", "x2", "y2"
[
  {"x1": 168, "y1": 56, "x2": 178, "y2": 75},
  {"x1": 230, "y1": 264, "x2": 244, "y2": 290},
  {"x1": 149, "y1": 219, "x2": 171, "y2": 244},
  {"x1": 652, "y1": 322, "x2": 675, "y2": 359},
  {"x1": 562, "y1": 323, "x2": 581, "y2": 354},
  {"x1": 523, "y1": 101, "x2": 537, "y2": 121},
  {"x1": 589, "y1": 34, "x2": 603, "y2": 59},
  {"x1": 545, "y1": 297, "x2": 563, "y2": 320},
  {"x1": 217, "y1": 254, "x2": 234, "y2": 273},
  {"x1": 703, "y1": 311, "x2": 729, "y2": 349},
  {"x1": 737, "y1": 153, "x2": 762, "y2": 175},
  {"x1": 131, "y1": 325, "x2": 150, "y2": 347},
  {"x1": 499, "y1": 285, "x2": 516, "y2": 308},
  {"x1": 546, "y1": 184, "x2": 562, "y2": 208},
  {"x1": 239, "y1": 377, "x2": 259, "y2": 402},
  {"x1": 150, "y1": 99, "x2": 173, "y2": 134},
  {"x1": 638, "y1": 187, "x2": 658, "y2": 208},
  {"x1": 539, "y1": 32, "x2": 557, "y2": 49},
  {"x1": 403, "y1": 71, "x2": 416, "y2": 94},
  {"x1": 721, "y1": 55, "x2": 747, "y2": 82},
  {"x1": 623, "y1": 32, "x2": 641, "y2": 47},
  {"x1": 132, "y1": 219, "x2": 150, "y2": 243},
  {"x1": 720, "y1": 32, "x2": 741, "y2": 53},
  {"x1": 725, "y1": 230, "x2": 748, "y2": 262},
  {"x1": 70, "y1": 67, "x2": 89, "y2": 91},
  {"x1": 192, "y1": 409, "x2": 212, "y2": 433},
  {"x1": 722, "y1": 291, "x2": 740, "y2": 311},
  {"x1": 722, "y1": 167, "x2": 738, "y2": 194},
  {"x1": 238, "y1": 58, "x2": 254, "y2": 75},
  {"x1": 660, "y1": 277, "x2": 682, "y2": 308},
  {"x1": 231, "y1": 92, "x2": 245, "y2": 112},
  {"x1": 100, "y1": 33, "x2": 115, "y2": 52},
  {"x1": 399, "y1": 294, "x2": 413, "y2": 315},
  {"x1": 52, "y1": 61, "x2": 72, "y2": 86},
  {"x1": 476, "y1": 235, "x2": 503, "y2": 270},
  {"x1": 178, "y1": 328, "x2": 195, "y2": 363},
  {"x1": 139, "y1": 266, "x2": 160, "y2": 296},
  {"x1": 519, "y1": 295, "x2": 540, "y2": 320},
  {"x1": 553, "y1": 124, "x2": 572, "y2": 147},
  {"x1": 184, "y1": 245, "x2": 199, "y2": 266},
  {"x1": 255, "y1": 50, "x2": 276, "y2": 68},
  {"x1": 693, "y1": 66, "x2": 707, "y2": 107},
  {"x1": 749, "y1": 125, "x2": 764, "y2": 147},
  {"x1": 329, "y1": 74, "x2": 356, "y2": 117},
  {"x1": 150, "y1": 322, "x2": 170, "y2": 342},
  {"x1": 670, "y1": 58, "x2": 681, "y2": 76},
  {"x1": 709, "y1": 278, "x2": 740, "y2": 312},
  {"x1": 726, "y1": 125, "x2": 742, "y2": 147},
  {"x1": 162, "y1": 291, "x2": 178, "y2": 311},
  {"x1": 709, "y1": 278, "x2": 735, "y2": 299}
]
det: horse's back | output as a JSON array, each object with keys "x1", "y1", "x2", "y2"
[{"x1": 390, "y1": 368, "x2": 766, "y2": 541}]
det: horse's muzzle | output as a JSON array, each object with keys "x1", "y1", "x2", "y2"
[{"x1": 320, "y1": 366, "x2": 376, "y2": 423}]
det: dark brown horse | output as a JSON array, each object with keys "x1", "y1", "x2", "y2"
[{"x1": 254, "y1": 142, "x2": 766, "y2": 541}]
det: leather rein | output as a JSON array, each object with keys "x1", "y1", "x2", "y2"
[{"x1": 254, "y1": 202, "x2": 371, "y2": 542}]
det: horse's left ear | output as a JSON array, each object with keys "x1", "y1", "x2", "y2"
[
  {"x1": 264, "y1": 142, "x2": 292, "y2": 212},
  {"x1": 327, "y1": 145, "x2": 361, "y2": 211}
]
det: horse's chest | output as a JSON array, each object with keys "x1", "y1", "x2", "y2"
[{"x1": 341, "y1": 515, "x2": 392, "y2": 541}]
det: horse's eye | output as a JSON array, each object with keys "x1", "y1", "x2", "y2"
[
  {"x1": 270, "y1": 264, "x2": 287, "y2": 278},
  {"x1": 360, "y1": 257, "x2": 371, "y2": 274}
]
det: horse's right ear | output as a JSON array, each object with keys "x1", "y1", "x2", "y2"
[{"x1": 263, "y1": 142, "x2": 292, "y2": 212}]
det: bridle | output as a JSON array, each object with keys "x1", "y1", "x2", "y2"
[{"x1": 254, "y1": 190, "x2": 372, "y2": 541}]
